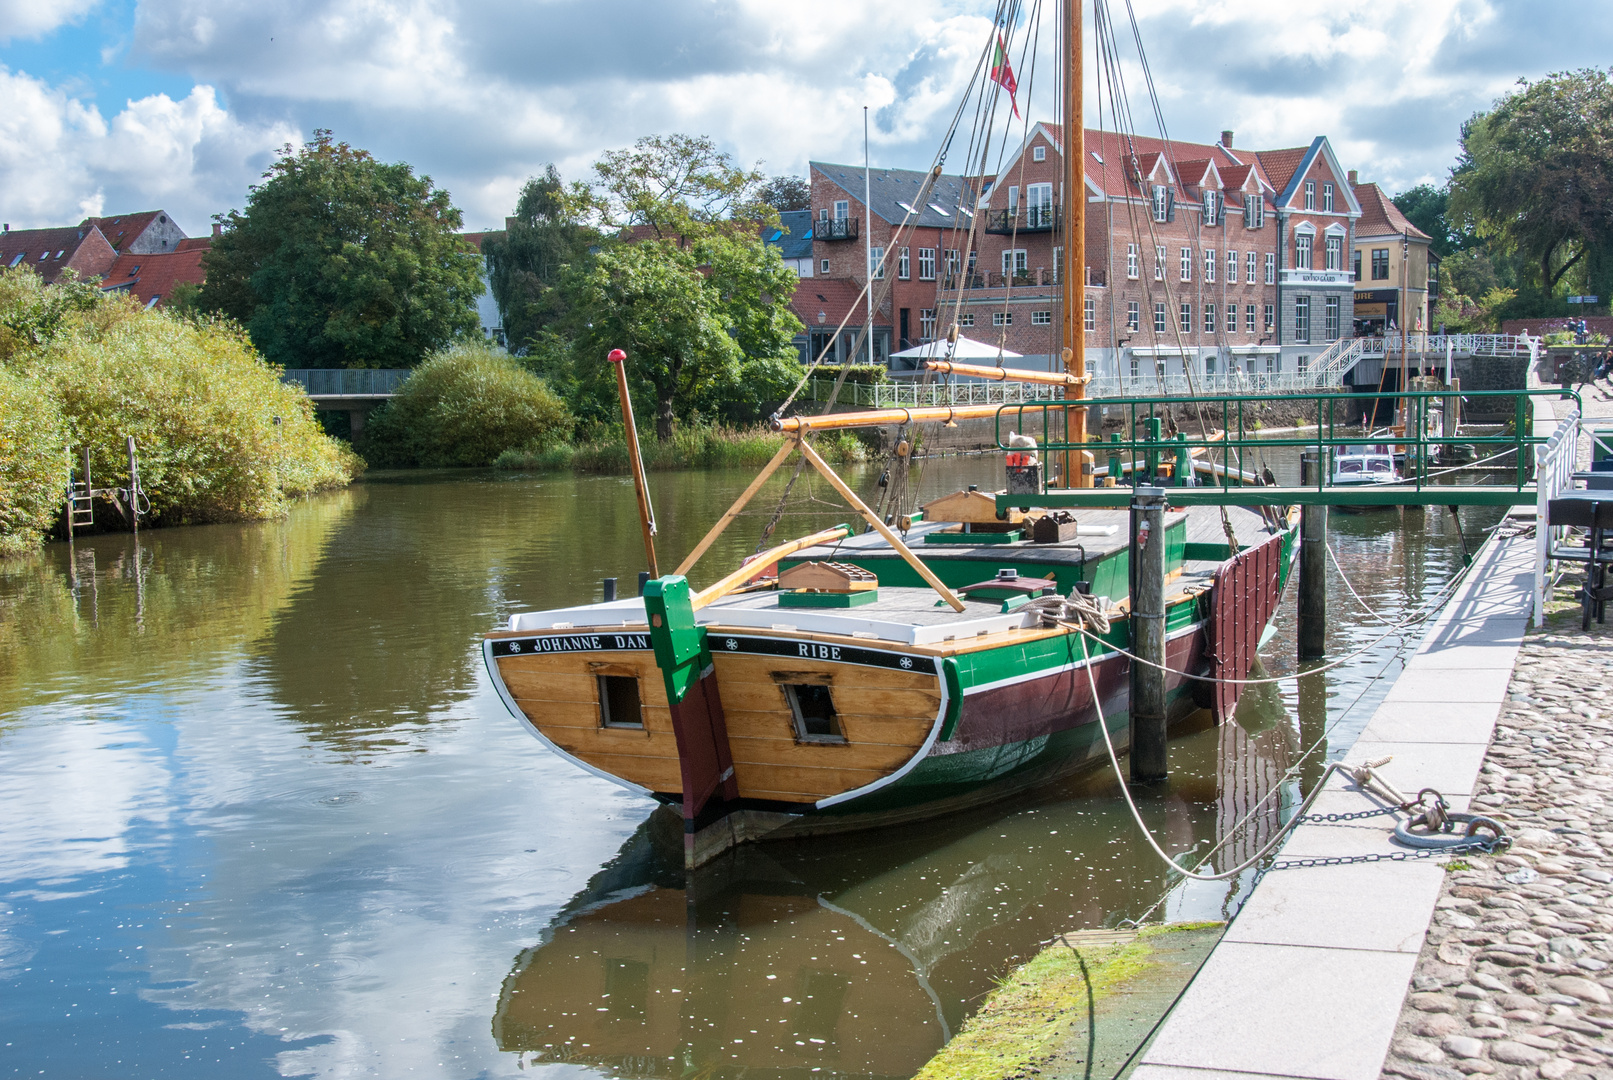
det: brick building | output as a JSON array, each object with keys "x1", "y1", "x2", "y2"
[
  {"x1": 1349, "y1": 176, "x2": 1433, "y2": 336},
  {"x1": 0, "y1": 223, "x2": 118, "y2": 284},
  {"x1": 804, "y1": 128, "x2": 1362, "y2": 381},
  {"x1": 1, "y1": 211, "x2": 205, "y2": 306}
]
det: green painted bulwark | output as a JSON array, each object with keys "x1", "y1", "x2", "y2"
[
  {"x1": 940, "y1": 658, "x2": 964, "y2": 739},
  {"x1": 642, "y1": 576, "x2": 709, "y2": 705}
]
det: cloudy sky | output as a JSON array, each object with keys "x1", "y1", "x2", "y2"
[{"x1": 0, "y1": 0, "x2": 1608, "y2": 236}]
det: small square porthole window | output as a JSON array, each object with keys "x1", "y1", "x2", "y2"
[
  {"x1": 598, "y1": 675, "x2": 643, "y2": 728},
  {"x1": 784, "y1": 683, "x2": 843, "y2": 743}
]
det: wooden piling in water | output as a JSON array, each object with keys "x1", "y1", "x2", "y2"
[
  {"x1": 1299, "y1": 450, "x2": 1327, "y2": 660},
  {"x1": 1129, "y1": 486, "x2": 1168, "y2": 783}
]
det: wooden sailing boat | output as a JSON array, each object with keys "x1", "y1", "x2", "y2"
[{"x1": 484, "y1": 10, "x2": 1298, "y2": 868}]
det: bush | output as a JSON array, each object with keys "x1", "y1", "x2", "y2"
[
  {"x1": 0, "y1": 366, "x2": 70, "y2": 556},
  {"x1": 23, "y1": 307, "x2": 361, "y2": 525},
  {"x1": 360, "y1": 340, "x2": 572, "y2": 467},
  {"x1": 493, "y1": 424, "x2": 867, "y2": 473}
]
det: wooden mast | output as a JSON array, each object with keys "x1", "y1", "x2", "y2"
[
  {"x1": 607, "y1": 348, "x2": 660, "y2": 578},
  {"x1": 1061, "y1": 0, "x2": 1091, "y2": 486}
]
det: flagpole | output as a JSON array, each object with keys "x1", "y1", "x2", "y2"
[{"x1": 865, "y1": 105, "x2": 874, "y2": 366}]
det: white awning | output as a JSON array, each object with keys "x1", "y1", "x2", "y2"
[{"x1": 891, "y1": 336, "x2": 1022, "y2": 359}]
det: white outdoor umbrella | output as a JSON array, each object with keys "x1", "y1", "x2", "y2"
[{"x1": 889, "y1": 336, "x2": 1022, "y2": 360}]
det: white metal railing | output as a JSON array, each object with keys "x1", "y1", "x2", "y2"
[
  {"x1": 1534, "y1": 408, "x2": 1583, "y2": 627},
  {"x1": 807, "y1": 369, "x2": 1355, "y2": 408},
  {"x1": 1357, "y1": 333, "x2": 1535, "y2": 360},
  {"x1": 1308, "y1": 337, "x2": 1366, "y2": 383}
]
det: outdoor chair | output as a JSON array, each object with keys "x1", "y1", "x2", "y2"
[{"x1": 1547, "y1": 497, "x2": 1613, "y2": 629}]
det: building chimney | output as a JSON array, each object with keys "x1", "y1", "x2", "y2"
[
  {"x1": 2, "y1": 223, "x2": 8, "y2": 232},
  {"x1": 212, "y1": 222, "x2": 223, "y2": 237},
  {"x1": 1348, "y1": 169, "x2": 1358, "y2": 186},
  {"x1": 1220, "y1": 130, "x2": 1234, "y2": 148}
]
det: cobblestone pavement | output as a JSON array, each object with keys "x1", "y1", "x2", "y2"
[{"x1": 1380, "y1": 609, "x2": 1613, "y2": 1080}]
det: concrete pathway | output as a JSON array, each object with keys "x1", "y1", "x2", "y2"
[{"x1": 1130, "y1": 531, "x2": 1537, "y2": 1080}]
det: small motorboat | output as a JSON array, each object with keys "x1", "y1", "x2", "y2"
[{"x1": 1330, "y1": 442, "x2": 1400, "y2": 511}]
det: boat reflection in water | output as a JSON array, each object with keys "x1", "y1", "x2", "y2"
[{"x1": 493, "y1": 677, "x2": 1307, "y2": 1080}]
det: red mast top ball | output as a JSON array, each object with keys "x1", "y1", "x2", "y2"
[{"x1": 607, "y1": 349, "x2": 626, "y2": 363}]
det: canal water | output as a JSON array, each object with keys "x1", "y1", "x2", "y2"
[{"x1": 0, "y1": 455, "x2": 1501, "y2": 1079}]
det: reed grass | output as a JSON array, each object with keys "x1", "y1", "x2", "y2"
[{"x1": 493, "y1": 425, "x2": 868, "y2": 473}]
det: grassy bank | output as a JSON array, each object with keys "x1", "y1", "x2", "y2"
[
  {"x1": 914, "y1": 923, "x2": 1223, "y2": 1080},
  {"x1": 492, "y1": 425, "x2": 869, "y2": 473}
]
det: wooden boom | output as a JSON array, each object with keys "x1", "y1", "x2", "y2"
[
  {"x1": 771, "y1": 403, "x2": 1010, "y2": 433},
  {"x1": 921, "y1": 360, "x2": 1089, "y2": 387}
]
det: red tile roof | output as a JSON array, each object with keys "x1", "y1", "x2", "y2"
[
  {"x1": 1079, "y1": 129, "x2": 1270, "y2": 199},
  {"x1": 0, "y1": 225, "x2": 115, "y2": 284},
  {"x1": 792, "y1": 279, "x2": 889, "y2": 330},
  {"x1": 173, "y1": 237, "x2": 212, "y2": 253},
  {"x1": 1352, "y1": 183, "x2": 1431, "y2": 241},
  {"x1": 1252, "y1": 148, "x2": 1309, "y2": 197},
  {"x1": 80, "y1": 211, "x2": 168, "y2": 252},
  {"x1": 99, "y1": 250, "x2": 207, "y2": 308}
]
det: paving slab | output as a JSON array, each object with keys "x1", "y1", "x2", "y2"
[
  {"x1": 1380, "y1": 666, "x2": 1515, "y2": 703},
  {"x1": 1141, "y1": 941, "x2": 1419, "y2": 1080},
  {"x1": 1222, "y1": 860, "x2": 1444, "y2": 953},
  {"x1": 1356, "y1": 701, "x2": 1501, "y2": 744}
]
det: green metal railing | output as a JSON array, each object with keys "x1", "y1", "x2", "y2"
[{"x1": 990, "y1": 388, "x2": 1580, "y2": 509}]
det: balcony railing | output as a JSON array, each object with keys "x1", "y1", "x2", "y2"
[
  {"x1": 983, "y1": 204, "x2": 1061, "y2": 234},
  {"x1": 815, "y1": 216, "x2": 859, "y2": 241}
]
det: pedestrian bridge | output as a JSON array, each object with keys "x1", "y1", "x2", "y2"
[{"x1": 280, "y1": 369, "x2": 411, "y2": 432}]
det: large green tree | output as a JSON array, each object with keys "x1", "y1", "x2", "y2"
[
  {"x1": 1447, "y1": 69, "x2": 1613, "y2": 297},
  {"x1": 591, "y1": 133, "x2": 776, "y2": 242},
  {"x1": 201, "y1": 131, "x2": 484, "y2": 368},
  {"x1": 482, "y1": 166, "x2": 599, "y2": 352}
]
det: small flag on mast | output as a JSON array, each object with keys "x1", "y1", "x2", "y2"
[{"x1": 990, "y1": 33, "x2": 1021, "y2": 118}]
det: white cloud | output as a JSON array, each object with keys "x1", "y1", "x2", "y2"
[
  {"x1": 0, "y1": 66, "x2": 295, "y2": 230},
  {"x1": 6, "y1": 0, "x2": 1610, "y2": 229},
  {"x1": 0, "y1": 0, "x2": 100, "y2": 44}
]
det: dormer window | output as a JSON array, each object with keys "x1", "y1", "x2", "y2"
[
  {"x1": 1203, "y1": 190, "x2": 1219, "y2": 226},
  {"x1": 1244, "y1": 193, "x2": 1265, "y2": 229},
  {"x1": 1152, "y1": 184, "x2": 1173, "y2": 223},
  {"x1": 128, "y1": 265, "x2": 140, "y2": 277}
]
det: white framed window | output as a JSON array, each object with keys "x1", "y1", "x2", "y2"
[
  {"x1": 1180, "y1": 247, "x2": 1192, "y2": 282},
  {"x1": 820, "y1": 258, "x2": 830, "y2": 274},
  {"x1": 1179, "y1": 302, "x2": 1192, "y2": 333},
  {"x1": 1325, "y1": 295, "x2": 1340, "y2": 340},
  {"x1": 920, "y1": 308, "x2": 936, "y2": 339},
  {"x1": 958, "y1": 313, "x2": 975, "y2": 327},
  {"x1": 1296, "y1": 232, "x2": 1313, "y2": 270},
  {"x1": 1303, "y1": 180, "x2": 1315, "y2": 211},
  {"x1": 1203, "y1": 189, "x2": 1219, "y2": 226},
  {"x1": 1246, "y1": 252, "x2": 1257, "y2": 285},
  {"x1": 1154, "y1": 245, "x2": 1166, "y2": 281},
  {"x1": 1130, "y1": 354, "x2": 1140, "y2": 379},
  {"x1": 1154, "y1": 302, "x2": 1166, "y2": 333},
  {"x1": 1325, "y1": 235, "x2": 1343, "y2": 271},
  {"x1": 1245, "y1": 304, "x2": 1257, "y2": 333},
  {"x1": 819, "y1": 207, "x2": 829, "y2": 221},
  {"x1": 1083, "y1": 297, "x2": 1095, "y2": 331},
  {"x1": 1264, "y1": 252, "x2": 1275, "y2": 285},
  {"x1": 1295, "y1": 295, "x2": 1311, "y2": 344},
  {"x1": 1002, "y1": 249, "x2": 1028, "y2": 277},
  {"x1": 1226, "y1": 304, "x2": 1237, "y2": 333},
  {"x1": 1032, "y1": 310, "x2": 1052, "y2": 326},
  {"x1": 1204, "y1": 248, "x2": 1216, "y2": 283},
  {"x1": 870, "y1": 246, "x2": 885, "y2": 279},
  {"x1": 992, "y1": 311, "x2": 1013, "y2": 327},
  {"x1": 1127, "y1": 301, "x2": 1140, "y2": 332},
  {"x1": 1026, "y1": 183, "x2": 1054, "y2": 228},
  {"x1": 918, "y1": 247, "x2": 936, "y2": 280},
  {"x1": 1152, "y1": 184, "x2": 1172, "y2": 223},
  {"x1": 1203, "y1": 304, "x2": 1216, "y2": 334},
  {"x1": 1263, "y1": 303, "x2": 1275, "y2": 331},
  {"x1": 1244, "y1": 194, "x2": 1264, "y2": 228},
  {"x1": 1297, "y1": 354, "x2": 1309, "y2": 375},
  {"x1": 1322, "y1": 182, "x2": 1335, "y2": 213},
  {"x1": 945, "y1": 249, "x2": 960, "y2": 276},
  {"x1": 1127, "y1": 243, "x2": 1139, "y2": 279},
  {"x1": 834, "y1": 199, "x2": 849, "y2": 220},
  {"x1": 1007, "y1": 185, "x2": 1019, "y2": 211},
  {"x1": 898, "y1": 247, "x2": 910, "y2": 279},
  {"x1": 1267, "y1": 355, "x2": 1277, "y2": 374},
  {"x1": 1033, "y1": 144, "x2": 1046, "y2": 162}
]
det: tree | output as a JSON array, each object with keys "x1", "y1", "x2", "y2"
[
  {"x1": 558, "y1": 241, "x2": 744, "y2": 440},
  {"x1": 482, "y1": 166, "x2": 600, "y2": 352},
  {"x1": 758, "y1": 175, "x2": 811, "y2": 211},
  {"x1": 1447, "y1": 70, "x2": 1613, "y2": 297},
  {"x1": 1391, "y1": 184, "x2": 1471, "y2": 258},
  {"x1": 591, "y1": 133, "x2": 776, "y2": 242},
  {"x1": 200, "y1": 130, "x2": 484, "y2": 368}
]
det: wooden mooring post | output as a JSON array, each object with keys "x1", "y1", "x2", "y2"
[
  {"x1": 1299, "y1": 450, "x2": 1327, "y2": 660},
  {"x1": 1129, "y1": 486, "x2": 1168, "y2": 783}
]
